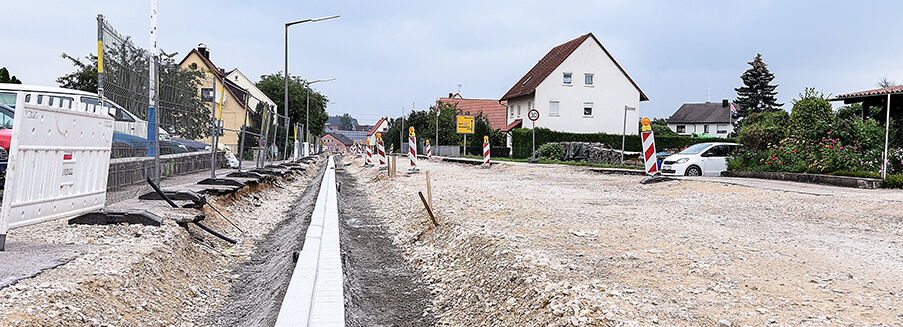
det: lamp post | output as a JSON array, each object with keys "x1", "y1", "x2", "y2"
[
  {"x1": 284, "y1": 14, "x2": 339, "y2": 161},
  {"x1": 304, "y1": 78, "x2": 336, "y2": 148}
]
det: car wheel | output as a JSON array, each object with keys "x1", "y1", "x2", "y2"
[{"x1": 685, "y1": 166, "x2": 702, "y2": 176}]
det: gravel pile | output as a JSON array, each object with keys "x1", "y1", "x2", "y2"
[
  {"x1": 0, "y1": 159, "x2": 322, "y2": 326},
  {"x1": 346, "y1": 156, "x2": 903, "y2": 326}
]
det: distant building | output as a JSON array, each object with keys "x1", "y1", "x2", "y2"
[
  {"x1": 499, "y1": 32, "x2": 648, "y2": 141},
  {"x1": 438, "y1": 93, "x2": 507, "y2": 130},
  {"x1": 666, "y1": 99, "x2": 736, "y2": 137},
  {"x1": 331, "y1": 130, "x2": 367, "y2": 145},
  {"x1": 366, "y1": 117, "x2": 390, "y2": 145},
  {"x1": 322, "y1": 133, "x2": 353, "y2": 153},
  {"x1": 179, "y1": 43, "x2": 254, "y2": 153}
]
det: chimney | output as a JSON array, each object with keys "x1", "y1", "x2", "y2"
[
  {"x1": 197, "y1": 43, "x2": 209, "y2": 59},
  {"x1": 722, "y1": 99, "x2": 729, "y2": 107},
  {"x1": 449, "y1": 93, "x2": 453, "y2": 98}
]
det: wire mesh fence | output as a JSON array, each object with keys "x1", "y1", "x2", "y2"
[{"x1": 97, "y1": 14, "x2": 292, "y2": 186}]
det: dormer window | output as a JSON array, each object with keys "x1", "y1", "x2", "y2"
[{"x1": 563, "y1": 72, "x2": 572, "y2": 85}]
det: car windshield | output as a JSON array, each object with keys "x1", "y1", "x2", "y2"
[
  {"x1": 0, "y1": 92, "x2": 16, "y2": 107},
  {"x1": 679, "y1": 143, "x2": 712, "y2": 155}
]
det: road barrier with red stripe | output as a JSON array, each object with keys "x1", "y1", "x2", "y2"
[
  {"x1": 376, "y1": 133, "x2": 386, "y2": 168},
  {"x1": 640, "y1": 117, "x2": 658, "y2": 175},
  {"x1": 482, "y1": 136, "x2": 490, "y2": 167},
  {"x1": 408, "y1": 127, "x2": 419, "y2": 173},
  {"x1": 426, "y1": 140, "x2": 431, "y2": 159}
]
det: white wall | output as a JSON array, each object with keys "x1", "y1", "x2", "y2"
[
  {"x1": 226, "y1": 70, "x2": 277, "y2": 112},
  {"x1": 510, "y1": 38, "x2": 641, "y2": 135}
]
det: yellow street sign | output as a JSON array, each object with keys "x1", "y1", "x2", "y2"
[{"x1": 457, "y1": 115, "x2": 475, "y2": 134}]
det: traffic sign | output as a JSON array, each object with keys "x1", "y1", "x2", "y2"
[
  {"x1": 528, "y1": 109, "x2": 539, "y2": 121},
  {"x1": 456, "y1": 115, "x2": 475, "y2": 134}
]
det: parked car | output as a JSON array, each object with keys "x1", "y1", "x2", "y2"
[
  {"x1": 660, "y1": 142, "x2": 740, "y2": 176},
  {"x1": 0, "y1": 83, "x2": 170, "y2": 141}
]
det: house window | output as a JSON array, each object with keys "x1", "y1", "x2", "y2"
[
  {"x1": 528, "y1": 101, "x2": 532, "y2": 112},
  {"x1": 717, "y1": 124, "x2": 728, "y2": 134},
  {"x1": 509, "y1": 106, "x2": 514, "y2": 118},
  {"x1": 549, "y1": 101, "x2": 559, "y2": 116},
  {"x1": 563, "y1": 72, "x2": 572, "y2": 85},
  {"x1": 677, "y1": 125, "x2": 686, "y2": 133},
  {"x1": 583, "y1": 102, "x2": 593, "y2": 117},
  {"x1": 517, "y1": 104, "x2": 522, "y2": 117},
  {"x1": 704, "y1": 125, "x2": 710, "y2": 134},
  {"x1": 585, "y1": 74, "x2": 593, "y2": 86}
]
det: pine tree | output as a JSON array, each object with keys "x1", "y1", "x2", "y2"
[{"x1": 734, "y1": 54, "x2": 783, "y2": 127}]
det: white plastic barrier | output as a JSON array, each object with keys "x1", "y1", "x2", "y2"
[{"x1": 0, "y1": 94, "x2": 114, "y2": 250}]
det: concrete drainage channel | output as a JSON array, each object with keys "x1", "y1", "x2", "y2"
[{"x1": 274, "y1": 156, "x2": 344, "y2": 326}]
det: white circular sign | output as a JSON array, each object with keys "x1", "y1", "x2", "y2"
[{"x1": 528, "y1": 109, "x2": 540, "y2": 121}]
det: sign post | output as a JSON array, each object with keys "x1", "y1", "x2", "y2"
[
  {"x1": 622, "y1": 106, "x2": 636, "y2": 165},
  {"x1": 528, "y1": 109, "x2": 539, "y2": 161},
  {"x1": 456, "y1": 115, "x2": 474, "y2": 156}
]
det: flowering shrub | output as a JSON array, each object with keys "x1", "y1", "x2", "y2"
[{"x1": 729, "y1": 135, "x2": 881, "y2": 174}]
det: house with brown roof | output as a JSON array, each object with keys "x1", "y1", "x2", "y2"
[
  {"x1": 179, "y1": 44, "x2": 255, "y2": 154},
  {"x1": 323, "y1": 133, "x2": 353, "y2": 153},
  {"x1": 499, "y1": 32, "x2": 648, "y2": 139},
  {"x1": 439, "y1": 93, "x2": 507, "y2": 130},
  {"x1": 365, "y1": 117, "x2": 390, "y2": 145},
  {"x1": 666, "y1": 100, "x2": 736, "y2": 137}
]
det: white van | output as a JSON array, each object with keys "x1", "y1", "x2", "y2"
[{"x1": 0, "y1": 83, "x2": 169, "y2": 141}]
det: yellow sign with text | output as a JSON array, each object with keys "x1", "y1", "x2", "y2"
[{"x1": 456, "y1": 115, "x2": 475, "y2": 134}]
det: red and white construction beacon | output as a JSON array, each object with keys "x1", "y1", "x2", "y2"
[{"x1": 641, "y1": 117, "x2": 658, "y2": 176}]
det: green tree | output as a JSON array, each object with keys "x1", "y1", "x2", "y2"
[
  {"x1": 737, "y1": 110, "x2": 790, "y2": 150},
  {"x1": 650, "y1": 117, "x2": 677, "y2": 136},
  {"x1": 339, "y1": 113, "x2": 357, "y2": 130},
  {"x1": 0, "y1": 67, "x2": 22, "y2": 84},
  {"x1": 788, "y1": 88, "x2": 835, "y2": 142},
  {"x1": 256, "y1": 73, "x2": 329, "y2": 138},
  {"x1": 735, "y1": 54, "x2": 783, "y2": 129},
  {"x1": 56, "y1": 53, "x2": 97, "y2": 92}
]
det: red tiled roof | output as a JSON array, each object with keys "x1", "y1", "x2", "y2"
[
  {"x1": 501, "y1": 119, "x2": 522, "y2": 132},
  {"x1": 499, "y1": 33, "x2": 648, "y2": 102},
  {"x1": 833, "y1": 85, "x2": 903, "y2": 100},
  {"x1": 367, "y1": 117, "x2": 387, "y2": 136},
  {"x1": 439, "y1": 98, "x2": 507, "y2": 130}
]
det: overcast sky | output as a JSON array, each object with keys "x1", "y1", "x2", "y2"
[{"x1": 3, "y1": 0, "x2": 903, "y2": 125}]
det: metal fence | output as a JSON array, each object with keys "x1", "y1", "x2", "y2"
[{"x1": 96, "y1": 14, "x2": 295, "y2": 186}]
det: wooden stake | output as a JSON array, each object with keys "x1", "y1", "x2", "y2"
[
  {"x1": 418, "y1": 191, "x2": 439, "y2": 227},
  {"x1": 426, "y1": 171, "x2": 432, "y2": 209}
]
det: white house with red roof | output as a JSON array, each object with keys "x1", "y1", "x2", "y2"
[
  {"x1": 499, "y1": 33, "x2": 648, "y2": 139},
  {"x1": 365, "y1": 117, "x2": 390, "y2": 146}
]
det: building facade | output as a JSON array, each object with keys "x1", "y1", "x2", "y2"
[{"x1": 500, "y1": 33, "x2": 648, "y2": 139}]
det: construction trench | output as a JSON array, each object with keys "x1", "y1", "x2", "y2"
[{"x1": 1, "y1": 153, "x2": 902, "y2": 326}]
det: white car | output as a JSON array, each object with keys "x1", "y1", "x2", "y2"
[
  {"x1": 660, "y1": 142, "x2": 740, "y2": 176},
  {"x1": 0, "y1": 84, "x2": 170, "y2": 141}
]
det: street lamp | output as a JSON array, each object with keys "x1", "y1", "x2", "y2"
[
  {"x1": 284, "y1": 14, "x2": 339, "y2": 160},
  {"x1": 304, "y1": 78, "x2": 335, "y2": 145}
]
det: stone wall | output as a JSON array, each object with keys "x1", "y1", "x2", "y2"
[{"x1": 107, "y1": 151, "x2": 224, "y2": 190}]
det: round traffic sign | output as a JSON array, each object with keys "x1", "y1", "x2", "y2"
[{"x1": 528, "y1": 109, "x2": 539, "y2": 121}]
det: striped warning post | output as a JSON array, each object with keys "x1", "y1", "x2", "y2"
[
  {"x1": 482, "y1": 135, "x2": 490, "y2": 167},
  {"x1": 408, "y1": 127, "x2": 419, "y2": 173},
  {"x1": 426, "y1": 139, "x2": 432, "y2": 159},
  {"x1": 641, "y1": 117, "x2": 658, "y2": 175},
  {"x1": 364, "y1": 140, "x2": 373, "y2": 166},
  {"x1": 377, "y1": 133, "x2": 386, "y2": 167}
]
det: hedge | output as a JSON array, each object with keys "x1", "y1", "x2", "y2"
[{"x1": 511, "y1": 128, "x2": 738, "y2": 159}]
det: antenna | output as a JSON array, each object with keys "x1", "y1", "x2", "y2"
[
  {"x1": 707, "y1": 88, "x2": 710, "y2": 102},
  {"x1": 457, "y1": 84, "x2": 462, "y2": 95}
]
